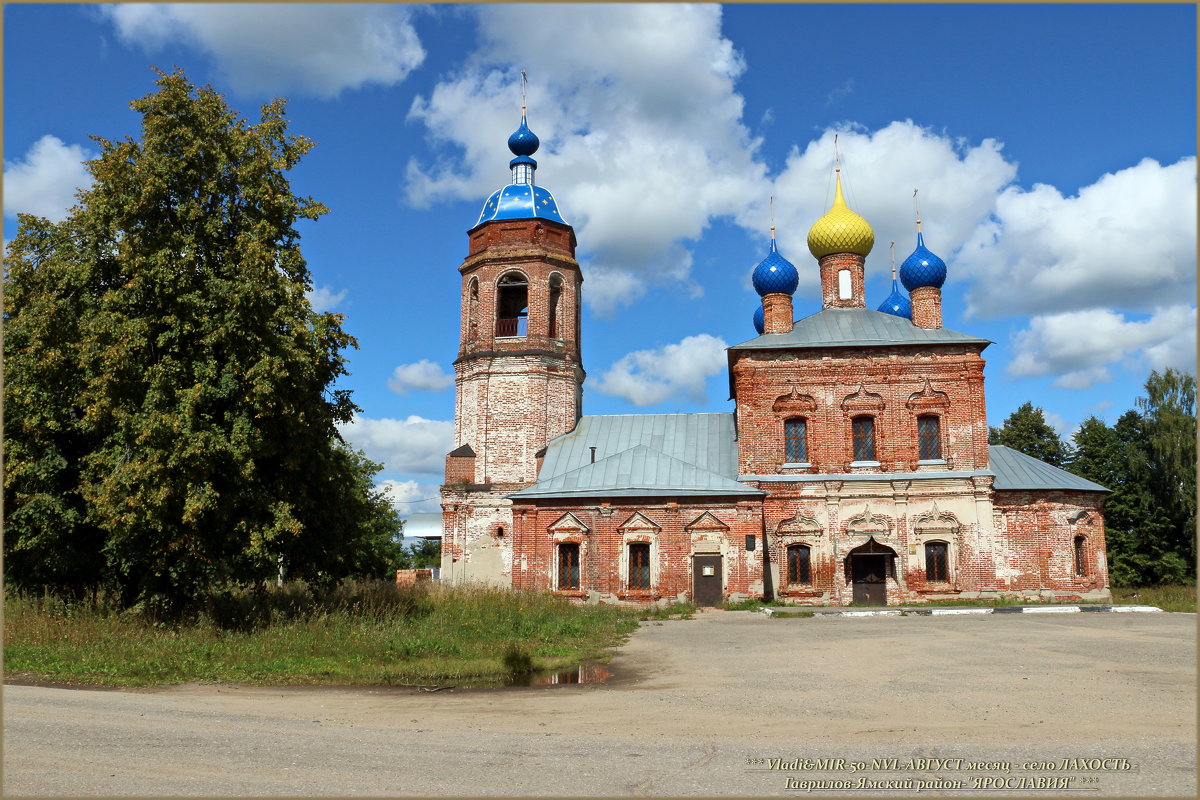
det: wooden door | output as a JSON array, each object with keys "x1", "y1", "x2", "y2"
[
  {"x1": 693, "y1": 556, "x2": 723, "y2": 607},
  {"x1": 852, "y1": 554, "x2": 887, "y2": 605}
]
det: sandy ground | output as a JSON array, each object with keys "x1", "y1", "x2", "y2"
[{"x1": 4, "y1": 610, "x2": 1196, "y2": 796}]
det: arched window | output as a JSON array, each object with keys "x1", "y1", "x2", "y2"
[
  {"x1": 784, "y1": 417, "x2": 808, "y2": 463},
  {"x1": 496, "y1": 272, "x2": 528, "y2": 337},
  {"x1": 787, "y1": 544, "x2": 812, "y2": 585},
  {"x1": 467, "y1": 277, "x2": 479, "y2": 338},
  {"x1": 917, "y1": 415, "x2": 941, "y2": 460},
  {"x1": 628, "y1": 542, "x2": 650, "y2": 589},
  {"x1": 852, "y1": 416, "x2": 876, "y2": 461},
  {"x1": 924, "y1": 541, "x2": 949, "y2": 582},
  {"x1": 1074, "y1": 536, "x2": 1087, "y2": 577},
  {"x1": 548, "y1": 274, "x2": 563, "y2": 339},
  {"x1": 558, "y1": 543, "x2": 580, "y2": 589}
]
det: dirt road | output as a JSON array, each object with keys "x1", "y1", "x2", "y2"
[{"x1": 4, "y1": 611, "x2": 1195, "y2": 796}]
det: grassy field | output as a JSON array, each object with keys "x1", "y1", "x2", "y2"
[{"x1": 3, "y1": 582, "x2": 641, "y2": 688}]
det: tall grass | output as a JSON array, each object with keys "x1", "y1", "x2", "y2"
[
  {"x1": 1110, "y1": 583, "x2": 1196, "y2": 613},
  {"x1": 3, "y1": 581, "x2": 640, "y2": 687}
]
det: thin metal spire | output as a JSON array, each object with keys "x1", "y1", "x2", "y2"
[
  {"x1": 834, "y1": 133, "x2": 841, "y2": 173},
  {"x1": 520, "y1": 70, "x2": 528, "y2": 114},
  {"x1": 913, "y1": 188, "x2": 923, "y2": 233},
  {"x1": 769, "y1": 195, "x2": 776, "y2": 240},
  {"x1": 890, "y1": 240, "x2": 897, "y2": 279}
]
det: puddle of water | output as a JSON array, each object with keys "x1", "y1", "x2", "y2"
[
  {"x1": 443, "y1": 661, "x2": 614, "y2": 689},
  {"x1": 507, "y1": 662, "x2": 614, "y2": 687}
]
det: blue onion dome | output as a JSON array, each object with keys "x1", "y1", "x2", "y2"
[
  {"x1": 507, "y1": 114, "x2": 540, "y2": 156},
  {"x1": 753, "y1": 304, "x2": 765, "y2": 335},
  {"x1": 474, "y1": 105, "x2": 568, "y2": 228},
  {"x1": 899, "y1": 231, "x2": 947, "y2": 290},
  {"x1": 877, "y1": 271, "x2": 913, "y2": 319},
  {"x1": 751, "y1": 239, "x2": 799, "y2": 296}
]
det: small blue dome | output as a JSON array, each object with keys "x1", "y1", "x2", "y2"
[
  {"x1": 877, "y1": 277, "x2": 913, "y2": 319},
  {"x1": 751, "y1": 240, "x2": 799, "y2": 296},
  {"x1": 753, "y1": 305, "x2": 765, "y2": 335},
  {"x1": 507, "y1": 116, "x2": 540, "y2": 156},
  {"x1": 509, "y1": 154, "x2": 537, "y2": 170},
  {"x1": 475, "y1": 184, "x2": 565, "y2": 227},
  {"x1": 899, "y1": 232, "x2": 947, "y2": 290}
]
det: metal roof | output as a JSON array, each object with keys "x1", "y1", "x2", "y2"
[
  {"x1": 729, "y1": 307, "x2": 991, "y2": 352},
  {"x1": 510, "y1": 413, "x2": 761, "y2": 499},
  {"x1": 988, "y1": 446, "x2": 1108, "y2": 492}
]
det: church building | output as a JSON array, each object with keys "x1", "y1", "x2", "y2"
[{"x1": 439, "y1": 105, "x2": 1111, "y2": 607}]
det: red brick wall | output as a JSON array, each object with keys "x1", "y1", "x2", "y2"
[
  {"x1": 910, "y1": 286, "x2": 943, "y2": 329},
  {"x1": 762, "y1": 292, "x2": 794, "y2": 334},
  {"x1": 819, "y1": 252, "x2": 866, "y2": 309},
  {"x1": 510, "y1": 498, "x2": 765, "y2": 605},
  {"x1": 732, "y1": 345, "x2": 989, "y2": 475},
  {"x1": 992, "y1": 490, "x2": 1110, "y2": 596}
]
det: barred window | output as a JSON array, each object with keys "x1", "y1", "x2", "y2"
[
  {"x1": 925, "y1": 541, "x2": 949, "y2": 582},
  {"x1": 787, "y1": 544, "x2": 812, "y2": 585},
  {"x1": 918, "y1": 415, "x2": 941, "y2": 460},
  {"x1": 1074, "y1": 536, "x2": 1087, "y2": 577},
  {"x1": 558, "y1": 543, "x2": 580, "y2": 590},
  {"x1": 852, "y1": 416, "x2": 876, "y2": 461},
  {"x1": 785, "y1": 418, "x2": 808, "y2": 463},
  {"x1": 629, "y1": 542, "x2": 651, "y2": 589}
]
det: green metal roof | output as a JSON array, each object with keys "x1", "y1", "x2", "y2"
[
  {"x1": 989, "y1": 445, "x2": 1109, "y2": 492},
  {"x1": 510, "y1": 413, "x2": 761, "y2": 500},
  {"x1": 729, "y1": 307, "x2": 992, "y2": 351}
]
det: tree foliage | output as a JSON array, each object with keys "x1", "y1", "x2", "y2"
[
  {"x1": 1065, "y1": 371, "x2": 1197, "y2": 585},
  {"x1": 4, "y1": 70, "x2": 400, "y2": 614},
  {"x1": 988, "y1": 402, "x2": 1069, "y2": 466}
]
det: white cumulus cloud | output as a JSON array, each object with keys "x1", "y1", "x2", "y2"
[
  {"x1": 590, "y1": 333, "x2": 728, "y2": 407},
  {"x1": 306, "y1": 285, "x2": 347, "y2": 312},
  {"x1": 405, "y1": 4, "x2": 765, "y2": 314},
  {"x1": 100, "y1": 4, "x2": 425, "y2": 98},
  {"x1": 377, "y1": 479, "x2": 443, "y2": 516},
  {"x1": 3, "y1": 135, "x2": 93, "y2": 222},
  {"x1": 959, "y1": 157, "x2": 1196, "y2": 317},
  {"x1": 338, "y1": 414, "x2": 454, "y2": 477},
  {"x1": 387, "y1": 360, "x2": 454, "y2": 395},
  {"x1": 1008, "y1": 305, "x2": 1197, "y2": 390},
  {"x1": 763, "y1": 121, "x2": 1019, "y2": 297}
]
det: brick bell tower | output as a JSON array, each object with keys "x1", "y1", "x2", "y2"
[{"x1": 441, "y1": 87, "x2": 584, "y2": 585}]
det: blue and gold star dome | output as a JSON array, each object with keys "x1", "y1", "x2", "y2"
[
  {"x1": 899, "y1": 231, "x2": 947, "y2": 290},
  {"x1": 751, "y1": 239, "x2": 799, "y2": 296},
  {"x1": 474, "y1": 107, "x2": 567, "y2": 228}
]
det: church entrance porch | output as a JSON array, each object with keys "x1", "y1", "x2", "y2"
[
  {"x1": 846, "y1": 538, "x2": 898, "y2": 605},
  {"x1": 692, "y1": 555, "x2": 723, "y2": 606}
]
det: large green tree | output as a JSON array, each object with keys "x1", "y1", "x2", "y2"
[
  {"x1": 4, "y1": 70, "x2": 400, "y2": 613},
  {"x1": 989, "y1": 401, "x2": 1069, "y2": 467}
]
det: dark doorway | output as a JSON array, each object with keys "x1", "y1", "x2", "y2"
[
  {"x1": 852, "y1": 555, "x2": 887, "y2": 605},
  {"x1": 693, "y1": 555, "x2": 722, "y2": 606}
]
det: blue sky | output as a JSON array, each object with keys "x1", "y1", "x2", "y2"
[{"x1": 5, "y1": 3, "x2": 1196, "y2": 517}]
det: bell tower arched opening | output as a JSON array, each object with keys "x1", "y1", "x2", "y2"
[{"x1": 496, "y1": 272, "x2": 528, "y2": 338}]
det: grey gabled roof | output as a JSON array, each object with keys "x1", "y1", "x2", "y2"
[
  {"x1": 729, "y1": 307, "x2": 992, "y2": 351},
  {"x1": 510, "y1": 413, "x2": 762, "y2": 500},
  {"x1": 989, "y1": 445, "x2": 1108, "y2": 492}
]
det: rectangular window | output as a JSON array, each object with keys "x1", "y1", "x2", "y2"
[
  {"x1": 1074, "y1": 536, "x2": 1087, "y2": 577},
  {"x1": 558, "y1": 543, "x2": 580, "y2": 590},
  {"x1": 925, "y1": 542, "x2": 948, "y2": 582},
  {"x1": 918, "y1": 415, "x2": 941, "y2": 460},
  {"x1": 784, "y1": 418, "x2": 808, "y2": 462},
  {"x1": 787, "y1": 545, "x2": 812, "y2": 584},
  {"x1": 838, "y1": 269, "x2": 852, "y2": 299},
  {"x1": 629, "y1": 542, "x2": 650, "y2": 589},
  {"x1": 852, "y1": 417, "x2": 876, "y2": 461}
]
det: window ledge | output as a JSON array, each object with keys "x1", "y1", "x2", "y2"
[
  {"x1": 781, "y1": 462, "x2": 813, "y2": 470},
  {"x1": 849, "y1": 461, "x2": 881, "y2": 472},
  {"x1": 916, "y1": 459, "x2": 949, "y2": 472}
]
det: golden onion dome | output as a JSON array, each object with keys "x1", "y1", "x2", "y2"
[{"x1": 807, "y1": 173, "x2": 875, "y2": 258}]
